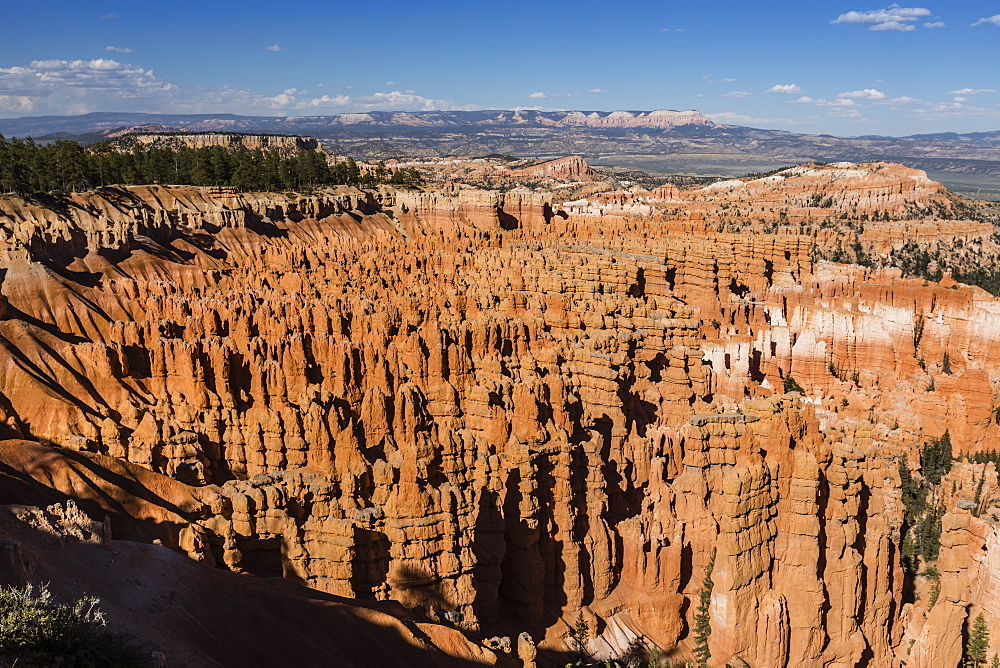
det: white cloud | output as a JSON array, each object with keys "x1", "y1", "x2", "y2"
[
  {"x1": 659, "y1": 28, "x2": 684, "y2": 32},
  {"x1": 723, "y1": 91, "x2": 751, "y2": 98},
  {"x1": 1, "y1": 59, "x2": 175, "y2": 93},
  {"x1": 877, "y1": 95, "x2": 924, "y2": 105},
  {"x1": 293, "y1": 94, "x2": 351, "y2": 108},
  {"x1": 837, "y1": 88, "x2": 886, "y2": 100},
  {"x1": 262, "y1": 93, "x2": 295, "y2": 108},
  {"x1": 528, "y1": 91, "x2": 583, "y2": 99},
  {"x1": 0, "y1": 95, "x2": 36, "y2": 112},
  {"x1": 704, "y1": 112, "x2": 761, "y2": 124},
  {"x1": 265, "y1": 44, "x2": 285, "y2": 52},
  {"x1": 356, "y1": 90, "x2": 476, "y2": 110},
  {"x1": 385, "y1": 81, "x2": 399, "y2": 86},
  {"x1": 722, "y1": 78, "x2": 736, "y2": 83},
  {"x1": 972, "y1": 15, "x2": 1000, "y2": 27},
  {"x1": 767, "y1": 84, "x2": 802, "y2": 94},
  {"x1": 948, "y1": 88, "x2": 997, "y2": 95},
  {"x1": 285, "y1": 90, "x2": 479, "y2": 112},
  {"x1": 912, "y1": 101, "x2": 1000, "y2": 122},
  {"x1": 104, "y1": 46, "x2": 134, "y2": 54},
  {"x1": 817, "y1": 98, "x2": 858, "y2": 107},
  {"x1": 705, "y1": 111, "x2": 815, "y2": 127},
  {"x1": 792, "y1": 97, "x2": 866, "y2": 118},
  {"x1": 923, "y1": 21, "x2": 946, "y2": 28},
  {"x1": 0, "y1": 58, "x2": 177, "y2": 116},
  {"x1": 0, "y1": 56, "x2": 477, "y2": 117},
  {"x1": 100, "y1": 13, "x2": 117, "y2": 19},
  {"x1": 871, "y1": 21, "x2": 916, "y2": 31},
  {"x1": 588, "y1": 88, "x2": 604, "y2": 94},
  {"x1": 808, "y1": 99, "x2": 864, "y2": 118},
  {"x1": 953, "y1": 96, "x2": 967, "y2": 102},
  {"x1": 832, "y1": 5, "x2": 931, "y2": 31}
]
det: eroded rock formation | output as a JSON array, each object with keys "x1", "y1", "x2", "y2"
[{"x1": 0, "y1": 163, "x2": 998, "y2": 665}]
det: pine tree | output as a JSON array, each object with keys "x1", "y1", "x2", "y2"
[
  {"x1": 0, "y1": 135, "x2": 378, "y2": 195},
  {"x1": 921, "y1": 431, "x2": 953, "y2": 486},
  {"x1": 647, "y1": 644, "x2": 661, "y2": 668},
  {"x1": 53, "y1": 140, "x2": 86, "y2": 192},
  {"x1": 567, "y1": 611, "x2": 590, "y2": 666},
  {"x1": 693, "y1": 550, "x2": 716, "y2": 667},
  {"x1": 967, "y1": 613, "x2": 990, "y2": 667}
]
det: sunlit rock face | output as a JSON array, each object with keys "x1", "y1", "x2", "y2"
[{"x1": 1, "y1": 162, "x2": 998, "y2": 665}]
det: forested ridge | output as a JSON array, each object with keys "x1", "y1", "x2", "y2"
[{"x1": 0, "y1": 135, "x2": 420, "y2": 194}]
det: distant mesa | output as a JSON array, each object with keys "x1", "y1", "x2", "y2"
[
  {"x1": 108, "y1": 130, "x2": 320, "y2": 154},
  {"x1": 277, "y1": 109, "x2": 716, "y2": 129},
  {"x1": 106, "y1": 124, "x2": 187, "y2": 138},
  {"x1": 509, "y1": 155, "x2": 601, "y2": 180},
  {"x1": 0, "y1": 109, "x2": 715, "y2": 138}
]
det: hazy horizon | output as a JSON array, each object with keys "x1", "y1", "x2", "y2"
[{"x1": 1, "y1": 1, "x2": 999, "y2": 135}]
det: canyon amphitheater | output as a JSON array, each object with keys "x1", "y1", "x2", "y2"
[{"x1": 0, "y1": 156, "x2": 998, "y2": 667}]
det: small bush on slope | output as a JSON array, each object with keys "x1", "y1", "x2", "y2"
[{"x1": 0, "y1": 584, "x2": 154, "y2": 667}]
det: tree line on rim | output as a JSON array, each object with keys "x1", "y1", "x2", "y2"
[{"x1": 0, "y1": 135, "x2": 422, "y2": 195}]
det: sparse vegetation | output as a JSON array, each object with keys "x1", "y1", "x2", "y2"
[
  {"x1": 0, "y1": 584, "x2": 154, "y2": 667},
  {"x1": 692, "y1": 550, "x2": 715, "y2": 667},
  {"x1": 913, "y1": 314, "x2": 924, "y2": 351},
  {"x1": 899, "y1": 434, "x2": 953, "y2": 577},
  {"x1": 783, "y1": 375, "x2": 805, "y2": 394},
  {"x1": 923, "y1": 565, "x2": 941, "y2": 606},
  {"x1": 567, "y1": 611, "x2": 590, "y2": 666}
]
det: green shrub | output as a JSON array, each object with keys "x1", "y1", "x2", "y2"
[
  {"x1": 0, "y1": 584, "x2": 154, "y2": 667},
  {"x1": 783, "y1": 376, "x2": 805, "y2": 394}
]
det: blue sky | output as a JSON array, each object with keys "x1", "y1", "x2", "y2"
[{"x1": 1, "y1": 1, "x2": 998, "y2": 135}]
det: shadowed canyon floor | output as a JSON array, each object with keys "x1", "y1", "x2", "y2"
[{"x1": 0, "y1": 161, "x2": 999, "y2": 666}]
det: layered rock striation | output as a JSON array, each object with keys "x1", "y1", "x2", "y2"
[{"x1": 0, "y1": 164, "x2": 997, "y2": 665}]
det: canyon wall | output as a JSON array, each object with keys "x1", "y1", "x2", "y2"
[{"x1": 0, "y1": 167, "x2": 997, "y2": 665}]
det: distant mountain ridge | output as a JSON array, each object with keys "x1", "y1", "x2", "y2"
[
  {"x1": 0, "y1": 109, "x2": 714, "y2": 136},
  {"x1": 1, "y1": 111, "x2": 998, "y2": 193}
]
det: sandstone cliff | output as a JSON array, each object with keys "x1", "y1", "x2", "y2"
[{"x1": 114, "y1": 132, "x2": 321, "y2": 154}]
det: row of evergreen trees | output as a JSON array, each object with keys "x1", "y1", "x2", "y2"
[
  {"x1": 0, "y1": 135, "x2": 421, "y2": 195},
  {"x1": 899, "y1": 431, "x2": 953, "y2": 576}
]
